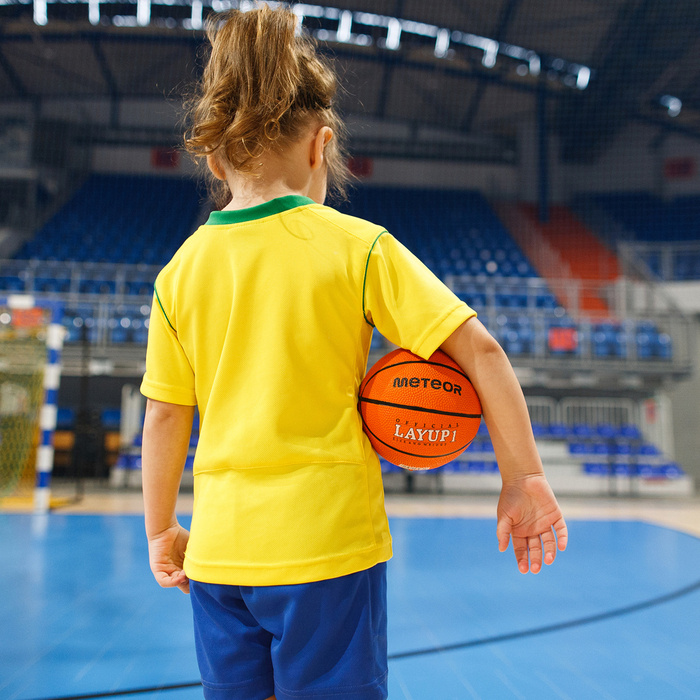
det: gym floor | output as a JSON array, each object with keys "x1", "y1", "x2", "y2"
[{"x1": 2, "y1": 488, "x2": 700, "y2": 700}]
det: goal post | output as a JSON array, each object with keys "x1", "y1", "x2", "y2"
[{"x1": 0, "y1": 294, "x2": 64, "y2": 513}]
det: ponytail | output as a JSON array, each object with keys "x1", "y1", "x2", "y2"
[{"x1": 184, "y1": 5, "x2": 351, "y2": 206}]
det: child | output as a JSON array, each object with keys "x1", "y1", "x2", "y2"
[{"x1": 140, "y1": 6, "x2": 568, "y2": 700}]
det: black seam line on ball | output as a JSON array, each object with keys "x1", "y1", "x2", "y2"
[{"x1": 359, "y1": 396, "x2": 481, "y2": 419}]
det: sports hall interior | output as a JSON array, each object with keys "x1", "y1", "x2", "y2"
[{"x1": 1, "y1": 1, "x2": 700, "y2": 699}]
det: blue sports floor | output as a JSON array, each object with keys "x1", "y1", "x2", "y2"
[{"x1": 2, "y1": 511, "x2": 700, "y2": 699}]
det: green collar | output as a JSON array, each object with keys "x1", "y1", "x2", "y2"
[{"x1": 205, "y1": 195, "x2": 315, "y2": 225}]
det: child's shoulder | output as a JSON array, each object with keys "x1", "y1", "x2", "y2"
[
  {"x1": 307, "y1": 203, "x2": 387, "y2": 246},
  {"x1": 154, "y1": 229, "x2": 200, "y2": 283}
]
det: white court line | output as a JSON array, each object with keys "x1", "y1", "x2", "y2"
[{"x1": 4, "y1": 487, "x2": 700, "y2": 539}]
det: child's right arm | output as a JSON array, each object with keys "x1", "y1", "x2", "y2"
[
  {"x1": 142, "y1": 398, "x2": 195, "y2": 594},
  {"x1": 440, "y1": 317, "x2": 568, "y2": 574}
]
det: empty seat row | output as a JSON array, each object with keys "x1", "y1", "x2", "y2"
[
  {"x1": 532, "y1": 422, "x2": 643, "y2": 440},
  {"x1": 14, "y1": 174, "x2": 201, "y2": 265},
  {"x1": 542, "y1": 320, "x2": 672, "y2": 361},
  {"x1": 340, "y1": 188, "x2": 537, "y2": 280},
  {"x1": 456, "y1": 288, "x2": 559, "y2": 311},
  {"x1": 61, "y1": 306, "x2": 151, "y2": 344},
  {"x1": 0, "y1": 273, "x2": 155, "y2": 297},
  {"x1": 570, "y1": 442, "x2": 660, "y2": 456},
  {"x1": 56, "y1": 407, "x2": 122, "y2": 431},
  {"x1": 583, "y1": 192, "x2": 700, "y2": 280},
  {"x1": 371, "y1": 314, "x2": 673, "y2": 360},
  {"x1": 583, "y1": 462, "x2": 684, "y2": 479}
]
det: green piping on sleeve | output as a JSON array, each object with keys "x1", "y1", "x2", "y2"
[
  {"x1": 153, "y1": 284, "x2": 177, "y2": 334},
  {"x1": 362, "y1": 230, "x2": 387, "y2": 326}
]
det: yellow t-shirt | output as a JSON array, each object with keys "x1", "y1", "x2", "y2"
[{"x1": 141, "y1": 195, "x2": 475, "y2": 586}]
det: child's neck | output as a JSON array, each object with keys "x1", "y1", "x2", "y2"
[
  {"x1": 218, "y1": 133, "x2": 325, "y2": 210},
  {"x1": 222, "y1": 181, "x2": 303, "y2": 211}
]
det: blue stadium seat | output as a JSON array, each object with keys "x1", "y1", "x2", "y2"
[
  {"x1": 585, "y1": 192, "x2": 700, "y2": 280},
  {"x1": 592, "y1": 323, "x2": 628, "y2": 358},
  {"x1": 101, "y1": 409, "x2": 121, "y2": 430},
  {"x1": 548, "y1": 423, "x2": 569, "y2": 439},
  {"x1": 571, "y1": 423, "x2": 594, "y2": 439},
  {"x1": 619, "y1": 424, "x2": 642, "y2": 440},
  {"x1": 109, "y1": 316, "x2": 132, "y2": 344},
  {"x1": 56, "y1": 407, "x2": 76, "y2": 430},
  {"x1": 131, "y1": 318, "x2": 149, "y2": 344},
  {"x1": 0, "y1": 275, "x2": 25, "y2": 291},
  {"x1": 583, "y1": 462, "x2": 609, "y2": 476},
  {"x1": 639, "y1": 443, "x2": 661, "y2": 456},
  {"x1": 500, "y1": 328, "x2": 525, "y2": 355},
  {"x1": 531, "y1": 422, "x2": 548, "y2": 438},
  {"x1": 569, "y1": 442, "x2": 589, "y2": 455},
  {"x1": 126, "y1": 280, "x2": 154, "y2": 296},
  {"x1": 13, "y1": 174, "x2": 200, "y2": 267},
  {"x1": 592, "y1": 441, "x2": 613, "y2": 455},
  {"x1": 595, "y1": 423, "x2": 617, "y2": 439},
  {"x1": 370, "y1": 330, "x2": 385, "y2": 351}
]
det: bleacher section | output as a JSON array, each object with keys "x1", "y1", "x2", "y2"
[
  {"x1": 2, "y1": 174, "x2": 201, "y2": 345},
  {"x1": 0, "y1": 182, "x2": 684, "y2": 367},
  {"x1": 14, "y1": 174, "x2": 201, "y2": 264},
  {"x1": 583, "y1": 192, "x2": 700, "y2": 280},
  {"x1": 342, "y1": 188, "x2": 572, "y2": 358},
  {"x1": 2, "y1": 178, "x2": 688, "y2": 488},
  {"x1": 1, "y1": 175, "x2": 200, "y2": 326},
  {"x1": 341, "y1": 187, "x2": 537, "y2": 279},
  {"x1": 109, "y1": 414, "x2": 690, "y2": 495},
  {"x1": 518, "y1": 203, "x2": 619, "y2": 317},
  {"x1": 344, "y1": 188, "x2": 677, "y2": 365},
  {"x1": 588, "y1": 192, "x2": 700, "y2": 243},
  {"x1": 373, "y1": 418, "x2": 688, "y2": 496}
]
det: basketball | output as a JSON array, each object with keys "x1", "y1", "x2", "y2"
[{"x1": 359, "y1": 348, "x2": 482, "y2": 471}]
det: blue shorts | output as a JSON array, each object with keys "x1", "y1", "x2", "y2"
[{"x1": 189, "y1": 563, "x2": 388, "y2": 700}]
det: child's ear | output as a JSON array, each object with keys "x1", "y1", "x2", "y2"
[
  {"x1": 310, "y1": 127, "x2": 333, "y2": 171},
  {"x1": 207, "y1": 154, "x2": 227, "y2": 181}
]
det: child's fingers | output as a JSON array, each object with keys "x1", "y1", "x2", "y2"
[
  {"x1": 554, "y1": 517, "x2": 569, "y2": 551},
  {"x1": 527, "y1": 535, "x2": 543, "y2": 574},
  {"x1": 154, "y1": 568, "x2": 188, "y2": 589},
  {"x1": 511, "y1": 536, "x2": 530, "y2": 574},
  {"x1": 496, "y1": 514, "x2": 513, "y2": 553},
  {"x1": 541, "y1": 529, "x2": 558, "y2": 566}
]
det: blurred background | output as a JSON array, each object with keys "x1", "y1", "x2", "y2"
[{"x1": 1, "y1": 0, "x2": 699, "y2": 503}]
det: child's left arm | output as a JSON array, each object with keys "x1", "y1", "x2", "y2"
[
  {"x1": 441, "y1": 317, "x2": 568, "y2": 574},
  {"x1": 141, "y1": 398, "x2": 195, "y2": 594}
]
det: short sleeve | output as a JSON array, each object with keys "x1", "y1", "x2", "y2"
[
  {"x1": 363, "y1": 232, "x2": 476, "y2": 359},
  {"x1": 140, "y1": 285, "x2": 197, "y2": 406}
]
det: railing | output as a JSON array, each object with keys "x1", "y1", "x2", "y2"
[
  {"x1": 560, "y1": 398, "x2": 638, "y2": 428},
  {"x1": 445, "y1": 274, "x2": 694, "y2": 376},
  {"x1": 618, "y1": 240, "x2": 700, "y2": 282},
  {"x1": 0, "y1": 259, "x2": 694, "y2": 379},
  {"x1": 525, "y1": 395, "x2": 676, "y2": 464},
  {"x1": 526, "y1": 396, "x2": 638, "y2": 433},
  {"x1": 0, "y1": 259, "x2": 161, "y2": 297},
  {"x1": 525, "y1": 396, "x2": 558, "y2": 427},
  {"x1": 493, "y1": 202, "x2": 573, "y2": 281}
]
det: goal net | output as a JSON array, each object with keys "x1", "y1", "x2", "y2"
[{"x1": 0, "y1": 297, "x2": 64, "y2": 512}]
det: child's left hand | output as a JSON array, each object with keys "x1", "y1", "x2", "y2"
[
  {"x1": 147, "y1": 522, "x2": 191, "y2": 594},
  {"x1": 496, "y1": 474, "x2": 568, "y2": 574}
]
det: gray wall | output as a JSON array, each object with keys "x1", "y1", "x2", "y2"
[{"x1": 668, "y1": 320, "x2": 700, "y2": 486}]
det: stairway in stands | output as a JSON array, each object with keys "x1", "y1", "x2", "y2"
[{"x1": 497, "y1": 202, "x2": 621, "y2": 319}]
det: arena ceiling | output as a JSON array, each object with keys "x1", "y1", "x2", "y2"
[{"x1": 1, "y1": 0, "x2": 700, "y2": 163}]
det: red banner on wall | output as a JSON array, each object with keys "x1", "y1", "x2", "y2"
[
  {"x1": 548, "y1": 327, "x2": 578, "y2": 353},
  {"x1": 664, "y1": 157, "x2": 695, "y2": 179},
  {"x1": 151, "y1": 147, "x2": 180, "y2": 169},
  {"x1": 348, "y1": 156, "x2": 373, "y2": 178}
]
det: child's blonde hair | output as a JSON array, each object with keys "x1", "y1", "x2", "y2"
[{"x1": 184, "y1": 4, "x2": 351, "y2": 206}]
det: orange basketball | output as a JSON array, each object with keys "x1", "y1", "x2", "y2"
[{"x1": 359, "y1": 348, "x2": 482, "y2": 471}]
